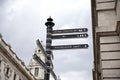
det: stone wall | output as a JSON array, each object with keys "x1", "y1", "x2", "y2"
[{"x1": 92, "y1": 0, "x2": 120, "y2": 80}]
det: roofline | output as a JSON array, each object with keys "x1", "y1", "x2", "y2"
[{"x1": 0, "y1": 34, "x2": 36, "y2": 80}]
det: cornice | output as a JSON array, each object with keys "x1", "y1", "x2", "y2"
[{"x1": 96, "y1": 31, "x2": 118, "y2": 37}]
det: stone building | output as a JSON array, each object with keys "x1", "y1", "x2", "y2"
[
  {"x1": 27, "y1": 39, "x2": 57, "y2": 80},
  {"x1": 0, "y1": 33, "x2": 57, "y2": 80},
  {"x1": 27, "y1": 40, "x2": 46, "y2": 80},
  {"x1": 92, "y1": 0, "x2": 120, "y2": 80},
  {"x1": 0, "y1": 34, "x2": 36, "y2": 80}
]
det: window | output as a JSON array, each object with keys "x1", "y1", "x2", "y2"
[
  {"x1": 6, "y1": 67, "x2": 9, "y2": 75},
  {"x1": 34, "y1": 68, "x2": 39, "y2": 76},
  {"x1": 13, "y1": 74, "x2": 16, "y2": 80},
  {"x1": 5, "y1": 65, "x2": 10, "y2": 78},
  {"x1": 19, "y1": 77, "x2": 22, "y2": 80},
  {"x1": 38, "y1": 49, "x2": 41, "y2": 52},
  {"x1": 0, "y1": 59, "x2": 1, "y2": 67}
]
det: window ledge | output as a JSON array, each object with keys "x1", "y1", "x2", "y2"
[{"x1": 116, "y1": 21, "x2": 120, "y2": 35}]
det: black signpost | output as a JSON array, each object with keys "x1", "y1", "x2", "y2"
[
  {"x1": 45, "y1": 17, "x2": 89, "y2": 80},
  {"x1": 34, "y1": 17, "x2": 89, "y2": 80},
  {"x1": 45, "y1": 17, "x2": 55, "y2": 80}
]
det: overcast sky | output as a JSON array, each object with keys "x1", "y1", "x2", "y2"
[{"x1": 0, "y1": 0, "x2": 93, "y2": 80}]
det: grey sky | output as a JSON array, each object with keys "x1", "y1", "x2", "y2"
[{"x1": 0, "y1": 0, "x2": 93, "y2": 80}]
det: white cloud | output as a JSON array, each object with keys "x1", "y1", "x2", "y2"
[
  {"x1": 61, "y1": 71, "x2": 92, "y2": 80},
  {"x1": 60, "y1": 25, "x2": 72, "y2": 29}
]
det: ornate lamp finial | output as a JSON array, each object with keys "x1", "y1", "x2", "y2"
[{"x1": 45, "y1": 17, "x2": 55, "y2": 27}]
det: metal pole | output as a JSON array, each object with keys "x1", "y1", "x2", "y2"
[{"x1": 45, "y1": 17, "x2": 55, "y2": 80}]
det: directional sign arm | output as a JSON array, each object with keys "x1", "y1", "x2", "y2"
[
  {"x1": 52, "y1": 28, "x2": 88, "y2": 34},
  {"x1": 33, "y1": 54, "x2": 47, "y2": 70},
  {"x1": 51, "y1": 70, "x2": 57, "y2": 80},
  {"x1": 52, "y1": 33, "x2": 88, "y2": 39},
  {"x1": 33, "y1": 54, "x2": 57, "y2": 80},
  {"x1": 52, "y1": 44, "x2": 89, "y2": 50}
]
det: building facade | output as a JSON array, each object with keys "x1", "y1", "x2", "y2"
[
  {"x1": 0, "y1": 34, "x2": 36, "y2": 80},
  {"x1": 92, "y1": 0, "x2": 120, "y2": 80},
  {"x1": 27, "y1": 40, "x2": 46, "y2": 80}
]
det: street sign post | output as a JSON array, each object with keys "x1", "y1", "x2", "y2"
[
  {"x1": 45, "y1": 17, "x2": 55, "y2": 80},
  {"x1": 52, "y1": 44, "x2": 88, "y2": 50},
  {"x1": 33, "y1": 54, "x2": 57, "y2": 80},
  {"x1": 52, "y1": 33, "x2": 88, "y2": 39},
  {"x1": 33, "y1": 54, "x2": 47, "y2": 70},
  {"x1": 52, "y1": 28, "x2": 88, "y2": 34},
  {"x1": 37, "y1": 17, "x2": 89, "y2": 80}
]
